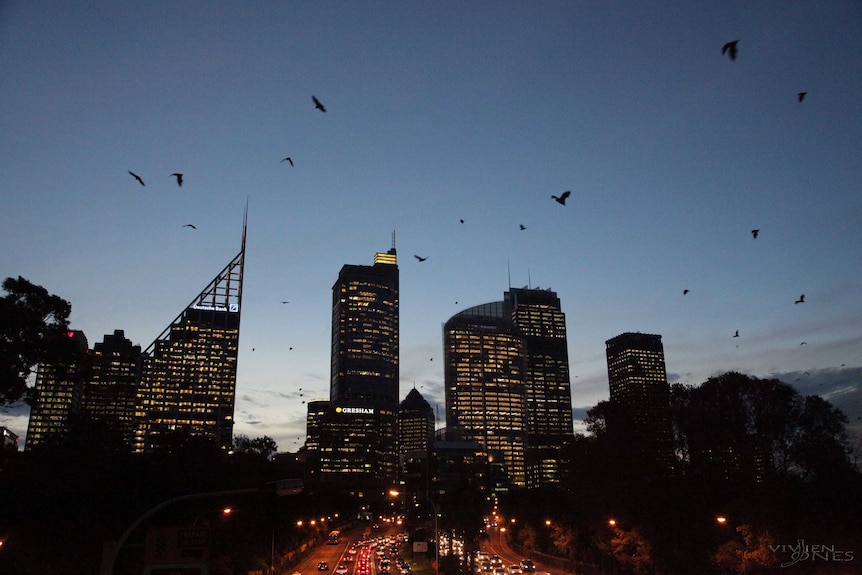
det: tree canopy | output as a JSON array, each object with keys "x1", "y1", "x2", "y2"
[{"x1": 0, "y1": 276, "x2": 74, "y2": 405}]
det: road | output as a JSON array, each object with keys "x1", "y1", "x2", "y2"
[
  {"x1": 287, "y1": 532, "x2": 352, "y2": 575},
  {"x1": 481, "y1": 530, "x2": 568, "y2": 575}
]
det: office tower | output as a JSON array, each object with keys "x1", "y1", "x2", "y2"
[
  {"x1": 132, "y1": 226, "x2": 245, "y2": 453},
  {"x1": 397, "y1": 388, "x2": 435, "y2": 496},
  {"x1": 444, "y1": 302, "x2": 527, "y2": 488},
  {"x1": 304, "y1": 400, "x2": 329, "y2": 483},
  {"x1": 323, "y1": 242, "x2": 399, "y2": 485},
  {"x1": 605, "y1": 332, "x2": 674, "y2": 474},
  {"x1": 82, "y1": 329, "x2": 141, "y2": 445},
  {"x1": 398, "y1": 388, "x2": 435, "y2": 459},
  {"x1": 330, "y1": 245, "x2": 399, "y2": 406},
  {"x1": 443, "y1": 287, "x2": 574, "y2": 489},
  {"x1": 505, "y1": 288, "x2": 574, "y2": 487},
  {"x1": 25, "y1": 330, "x2": 89, "y2": 450}
]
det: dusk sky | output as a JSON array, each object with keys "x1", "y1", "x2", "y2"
[{"x1": 2, "y1": 2, "x2": 861, "y2": 452}]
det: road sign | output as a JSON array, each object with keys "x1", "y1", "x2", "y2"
[{"x1": 145, "y1": 527, "x2": 210, "y2": 565}]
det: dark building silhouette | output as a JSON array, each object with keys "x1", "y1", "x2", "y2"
[
  {"x1": 132, "y1": 224, "x2": 246, "y2": 453},
  {"x1": 82, "y1": 329, "x2": 141, "y2": 444},
  {"x1": 605, "y1": 332, "x2": 675, "y2": 475},
  {"x1": 397, "y1": 388, "x2": 435, "y2": 498},
  {"x1": 25, "y1": 330, "x2": 89, "y2": 450},
  {"x1": 432, "y1": 440, "x2": 491, "y2": 494},
  {"x1": 309, "y1": 241, "x2": 399, "y2": 487}
]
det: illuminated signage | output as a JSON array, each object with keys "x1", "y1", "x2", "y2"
[
  {"x1": 335, "y1": 406, "x2": 375, "y2": 415},
  {"x1": 191, "y1": 303, "x2": 240, "y2": 313}
]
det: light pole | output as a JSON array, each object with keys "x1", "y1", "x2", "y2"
[
  {"x1": 102, "y1": 481, "x2": 302, "y2": 575},
  {"x1": 100, "y1": 488, "x2": 258, "y2": 575},
  {"x1": 428, "y1": 500, "x2": 440, "y2": 575}
]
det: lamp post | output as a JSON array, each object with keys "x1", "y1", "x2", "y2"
[
  {"x1": 100, "y1": 487, "x2": 258, "y2": 575},
  {"x1": 102, "y1": 481, "x2": 302, "y2": 575},
  {"x1": 428, "y1": 500, "x2": 440, "y2": 575}
]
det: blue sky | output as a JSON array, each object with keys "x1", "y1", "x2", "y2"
[{"x1": 2, "y1": 1, "x2": 861, "y2": 452}]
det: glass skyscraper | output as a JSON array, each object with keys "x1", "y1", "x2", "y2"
[
  {"x1": 605, "y1": 332, "x2": 674, "y2": 475},
  {"x1": 25, "y1": 330, "x2": 89, "y2": 450},
  {"x1": 444, "y1": 301, "x2": 527, "y2": 488},
  {"x1": 132, "y1": 227, "x2": 245, "y2": 453},
  {"x1": 83, "y1": 329, "x2": 141, "y2": 445},
  {"x1": 506, "y1": 288, "x2": 574, "y2": 486},
  {"x1": 319, "y1": 243, "x2": 399, "y2": 486},
  {"x1": 443, "y1": 287, "x2": 575, "y2": 489}
]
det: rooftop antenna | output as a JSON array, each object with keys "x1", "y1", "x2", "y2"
[
  {"x1": 507, "y1": 258, "x2": 512, "y2": 289},
  {"x1": 528, "y1": 268, "x2": 532, "y2": 289}
]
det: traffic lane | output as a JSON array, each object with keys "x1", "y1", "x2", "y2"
[
  {"x1": 481, "y1": 533, "x2": 560, "y2": 575},
  {"x1": 291, "y1": 537, "x2": 351, "y2": 575}
]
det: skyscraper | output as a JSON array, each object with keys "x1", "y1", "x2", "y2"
[
  {"x1": 444, "y1": 302, "x2": 527, "y2": 488},
  {"x1": 132, "y1": 225, "x2": 245, "y2": 453},
  {"x1": 397, "y1": 388, "x2": 435, "y2": 496},
  {"x1": 330, "y1": 245, "x2": 399, "y2": 406},
  {"x1": 319, "y1": 241, "x2": 399, "y2": 486},
  {"x1": 605, "y1": 332, "x2": 674, "y2": 475},
  {"x1": 25, "y1": 330, "x2": 89, "y2": 450},
  {"x1": 82, "y1": 329, "x2": 141, "y2": 445},
  {"x1": 506, "y1": 288, "x2": 574, "y2": 487},
  {"x1": 443, "y1": 287, "x2": 574, "y2": 489},
  {"x1": 398, "y1": 388, "x2": 435, "y2": 460}
]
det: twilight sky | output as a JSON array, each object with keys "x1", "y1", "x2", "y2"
[{"x1": 2, "y1": 1, "x2": 861, "y2": 452}]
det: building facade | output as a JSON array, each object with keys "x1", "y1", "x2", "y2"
[
  {"x1": 443, "y1": 287, "x2": 575, "y2": 489},
  {"x1": 444, "y1": 301, "x2": 527, "y2": 488},
  {"x1": 82, "y1": 329, "x2": 141, "y2": 444},
  {"x1": 313, "y1": 243, "x2": 399, "y2": 486},
  {"x1": 506, "y1": 288, "x2": 574, "y2": 487},
  {"x1": 397, "y1": 388, "x2": 435, "y2": 496},
  {"x1": 132, "y1": 230, "x2": 245, "y2": 453},
  {"x1": 605, "y1": 332, "x2": 674, "y2": 475},
  {"x1": 25, "y1": 330, "x2": 89, "y2": 450}
]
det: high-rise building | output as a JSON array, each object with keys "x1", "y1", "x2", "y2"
[
  {"x1": 330, "y1": 246, "x2": 399, "y2": 406},
  {"x1": 444, "y1": 302, "x2": 527, "y2": 488},
  {"x1": 505, "y1": 288, "x2": 574, "y2": 487},
  {"x1": 132, "y1": 226, "x2": 245, "y2": 453},
  {"x1": 398, "y1": 388, "x2": 435, "y2": 460},
  {"x1": 605, "y1": 332, "x2": 674, "y2": 474},
  {"x1": 82, "y1": 329, "x2": 141, "y2": 444},
  {"x1": 443, "y1": 287, "x2": 575, "y2": 489},
  {"x1": 316, "y1": 241, "x2": 399, "y2": 486},
  {"x1": 397, "y1": 388, "x2": 435, "y2": 496},
  {"x1": 25, "y1": 330, "x2": 89, "y2": 450}
]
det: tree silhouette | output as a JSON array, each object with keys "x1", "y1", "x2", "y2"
[{"x1": 0, "y1": 276, "x2": 75, "y2": 404}]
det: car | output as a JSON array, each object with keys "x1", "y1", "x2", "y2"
[
  {"x1": 318, "y1": 562, "x2": 329, "y2": 571},
  {"x1": 336, "y1": 566, "x2": 349, "y2": 575},
  {"x1": 519, "y1": 560, "x2": 535, "y2": 573},
  {"x1": 507, "y1": 565, "x2": 522, "y2": 575}
]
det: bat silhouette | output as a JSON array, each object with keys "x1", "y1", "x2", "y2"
[
  {"x1": 552, "y1": 191, "x2": 571, "y2": 205},
  {"x1": 128, "y1": 171, "x2": 145, "y2": 186}
]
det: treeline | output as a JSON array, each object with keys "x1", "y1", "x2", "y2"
[
  {"x1": 0, "y1": 423, "x2": 353, "y2": 575},
  {"x1": 500, "y1": 372, "x2": 862, "y2": 575}
]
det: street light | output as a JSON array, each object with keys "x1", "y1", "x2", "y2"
[{"x1": 101, "y1": 481, "x2": 302, "y2": 575}]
